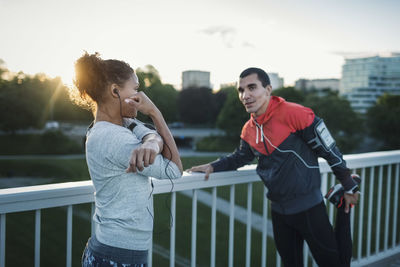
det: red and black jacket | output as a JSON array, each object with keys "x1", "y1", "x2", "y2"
[{"x1": 211, "y1": 96, "x2": 356, "y2": 215}]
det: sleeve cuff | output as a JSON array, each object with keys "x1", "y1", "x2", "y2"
[
  {"x1": 210, "y1": 158, "x2": 226, "y2": 172},
  {"x1": 341, "y1": 175, "x2": 357, "y2": 192}
]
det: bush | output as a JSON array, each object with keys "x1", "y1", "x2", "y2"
[
  {"x1": 0, "y1": 131, "x2": 83, "y2": 155},
  {"x1": 196, "y1": 135, "x2": 239, "y2": 152}
]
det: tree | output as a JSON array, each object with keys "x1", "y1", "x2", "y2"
[
  {"x1": 143, "y1": 83, "x2": 178, "y2": 122},
  {"x1": 367, "y1": 94, "x2": 400, "y2": 150},
  {"x1": 178, "y1": 87, "x2": 216, "y2": 125},
  {"x1": 272, "y1": 86, "x2": 305, "y2": 103},
  {"x1": 136, "y1": 65, "x2": 179, "y2": 123},
  {"x1": 0, "y1": 69, "x2": 92, "y2": 133},
  {"x1": 303, "y1": 91, "x2": 363, "y2": 153},
  {"x1": 216, "y1": 87, "x2": 249, "y2": 137}
]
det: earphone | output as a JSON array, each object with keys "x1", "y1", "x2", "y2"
[{"x1": 113, "y1": 88, "x2": 119, "y2": 96}]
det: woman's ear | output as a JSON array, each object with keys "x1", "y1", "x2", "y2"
[{"x1": 110, "y1": 84, "x2": 120, "y2": 98}]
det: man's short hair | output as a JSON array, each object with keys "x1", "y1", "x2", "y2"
[{"x1": 239, "y1": 67, "x2": 271, "y2": 87}]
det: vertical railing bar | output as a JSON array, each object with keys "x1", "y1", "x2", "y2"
[
  {"x1": 0, "y1": 214, "x2": 6, "y2": 267},
  {"x1": 303, "y1": 243, "x2": 309, "y2": 267},
  {"x1": 357, "y1": 167, "x2": 366, "y2": 260},
  {"x1": 210, "y1": 187, "x2": 217, "y2": 267},
  {"x1": 35, "y1": 209, "x2": 41, "y2": 267},
  {"x1": 312, "y1": 259, "x2": 318, "y2": 267},
  {"x1": 276, "y1": 250, "x2": 281, "y2": 267},
  {"x1": 91, "y1": 202, "x2": 95, "y2": 237},
  {"x1": 350, "y1": 169, "x2": 356, "y2": 239},
  {"x1": 375, "y1": 166, "x2": 383, "y2": 254},
  {"x1": 66, "y1": 205, "x2": 73, "y2": 267},
  {"x1": 170, "y1": 192, "x2": 176, "y2": 267},
  {"x1": 191, "y1": 189, "x2": 197, "y2": 267},
  {"x1": 329, "y1": 174, "x2": 335, "y2": 224},
  {"x1": 367, "y1": 166, "x2": 375, "y2": 258},
  {"x1": 228, "y1": 185, "x2": 235, "y2": 267},
  {"x1": 321, "y1": 172, "x2": 328, "y2": 196},
  {"x1": 261, "y1": 186, "x2": 268, "y2": 267},
  {"x1": 384, "y1": 164, "x2": 392, "y2": 251},
  {"x1": 245, "y1": 183, "x2": 252, "y2": 267},
  {"x1": 148, "y1": 233, "x2": 153, "y2": 267},
  {"x1": 392, "y1": 163, "x2": 399, "y2": 248}
]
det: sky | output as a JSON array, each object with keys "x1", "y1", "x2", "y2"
[{"x1": 0, "y1": 0, "x2": 399, "y2": 89}]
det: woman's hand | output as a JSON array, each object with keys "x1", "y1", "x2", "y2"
[
  {"x1": 125, "y1": 92, "x2": 159, "y2": 117},
  {"x1": 126, "y1": 139, "x2": 160, "y2": 173}
]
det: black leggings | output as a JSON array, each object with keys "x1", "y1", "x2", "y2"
[{"x1": 271, "y1": 202, "x2": 351, "y2": 267}]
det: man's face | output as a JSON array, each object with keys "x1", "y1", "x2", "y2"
[{"x1": 238, "y1": 73, "x2": 272, "y2": 117}]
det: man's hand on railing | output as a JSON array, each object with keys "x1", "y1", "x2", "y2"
[{"x1": 187, "y1": 164, "x2": 214, "y2": 180}]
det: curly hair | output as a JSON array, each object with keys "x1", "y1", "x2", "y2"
[{"x1": 70, "y1": 52, "x2": 134, "y2": 111}]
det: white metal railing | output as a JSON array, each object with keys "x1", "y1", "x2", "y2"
[{"x1": 0, "y1": 150, "x2": 400, "y2": 267}]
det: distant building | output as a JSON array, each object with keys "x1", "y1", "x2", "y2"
[
  {"x1": 295, "y1": 78, "x2": 340, "y2": 92},
  {"x1": 340, "y1": 53, "x2": 400, "y2": 113},
  {"x1": 182, "y1": 70, "x2": 211, "y2": 89},
  {"x1": 219, "y1": 82, "x2": 237, "y2": 89},
  {"x1": 268, "y1": 72, "x2": 284, "y2": 90}
]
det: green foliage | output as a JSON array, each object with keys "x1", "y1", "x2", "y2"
[
  {"x1": 216, "y1": 87, "x2": 249, "y2": 136},
  {"x1": 196, "y1": 135, "x2": 240, "y2": 152},
  {"x1": 303, "y1": 91, "x2": 363, "y2": 153},
  {"x1": 0, "y1": 131, "x2": 83, "y2": 155},
  {"x1": 272, "y1": 86, "x2": 305, "y2": 103},
  {"x1": 0, "y1": 158, "x2": 89, "y2": 180},
  {"x1": 178, "y1": 87, "x2": 217, "y2": 125},
  {"x1": 0, "y1": 68, "x2": 92, "y2": 132},
  {"x1": 367, "y1": 94, "x2": 400, "y2": 150},
  {"x1": 136, "y1": 65, "x2": 179, "y2": 123},
  {"x1": 0, "y1": 74, "x2": 49, "y2": 131},
  {"x1": 272, "y1": 88, "x2": 363, "y2": 153}
]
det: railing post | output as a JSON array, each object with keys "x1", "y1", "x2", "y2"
[
  {"x1": 357, "y1": 167, "x2": 366, "y2": 260},
  {"x1": 35, "y1": 209, "x2": 41, "y2": 267},
  {"x1": 191, "y1": 189, "x2": 197, "y2": 267},
  {"x1": 66, "y1": 205, "x2": 73, "y2": 267},
  {"x1": 384, "y1": 164, "x2": 392, "y2": 251},
  {"x1": 210, "y1": 187, "x2": 217, "y2": 267},
  {"x1": 375, "y1": 166, "x2": 383, "y2": 254},
  {"x1": 261, "y1": 186, "x2": 268, "y2": 267},
  {"x1": 148, "y1": 233, "x2": 153, "y2": 267},
  {"x1": 170, "y1": 192, "x2": 176, "y2": 267},
  {"x1": 0, "y1": 214, "x2": 5, "y2": 267},
  {"x1": 91, "y1": 203, "x2": 95, "y2": 237},
  {"x1": 276, "y1": 250, "x2": 281, "y2": 267},
  {"x1": 367, "y1": 167, "x2": 375, "y2": 258},
  {"x1": 328, "y1": 174, "x2": 335, "y2": 224},
  {"x1": 245, "y1": 183, "x2": 252, "y2": 267},
  {"x1": 228, "y1": 185, "x2": 235, "y2": 267},
  {"x1": 393, "y1": 163, "x2": 400, "y2": 248}
]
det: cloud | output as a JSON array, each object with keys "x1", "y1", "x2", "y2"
[
  {"x1": 242, "y1": 41, "x2": 255, "y2": 48},
  {"x1": 199, "y1": 25, "x2": 237, "y2": 48}
]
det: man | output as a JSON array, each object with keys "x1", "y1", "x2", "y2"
[{"x1": 188, "y1": 68, "x2": 359, "y2": 266}]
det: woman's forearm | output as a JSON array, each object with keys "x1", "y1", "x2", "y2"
[{"x1": 148, "y1": 109, "x2": 183, "y2": 173}]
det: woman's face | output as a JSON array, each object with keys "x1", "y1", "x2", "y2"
[{"x1": 119, "y1": 73, "x2": 140, "y2": 118}]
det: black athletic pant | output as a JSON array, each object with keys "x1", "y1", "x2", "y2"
[{"x1": 271, "y1": 201, "x2": 352, "y2": 267}]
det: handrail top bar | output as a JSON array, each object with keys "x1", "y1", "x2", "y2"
[{"x1": 1, "y1": 150, "x2": 399, "y2": 214}]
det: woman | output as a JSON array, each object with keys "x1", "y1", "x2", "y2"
[{"x1": 72, "y1": 52, "x2": 183, "y2": 267}]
